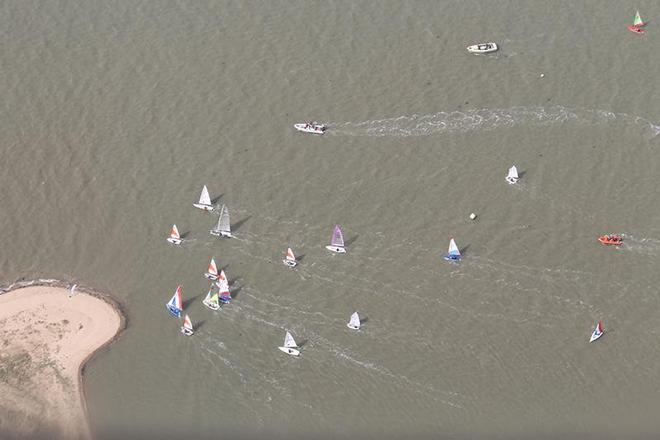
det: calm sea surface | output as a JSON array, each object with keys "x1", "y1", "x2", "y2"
[{"x1": 2, "y1": 1, "x2": 660, "y2": 438}]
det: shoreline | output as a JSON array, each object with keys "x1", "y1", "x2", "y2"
[{"x1": 0, "y1": 279, "x2": 126, "y2": 440}]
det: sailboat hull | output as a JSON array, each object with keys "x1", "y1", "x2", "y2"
[
  {"x1": 347, "y1": 323, "x2": 360, "y2": 330},
  {"x1": 181, "y1": 327, "x2": 194, "y2": 336},
  {"x1": 443, "y1": 255, "x2": 461, "y2": 261},
  {"x1": 590, "y1": 332, "x2": 603, "y2": 342},
  {"x1": 204, "y1": 273, "x2": 219, "y2": 280},
  {"x1": 202, "y1": 300, "x2": 220, "y2": 311},
  {"x1": 506, "y1": 177, "x2": 519, "y2": 184},
  {"x1": 167, "y1": 305, "x2": 182, "y2": 318},
  {"x1": 193, "y1": 203, "x2": 214, "y2": 211},
  {"x1": 166, "y1": 238, "x2": 182, "y2": 245},
  {"x1": 278, "y1": 346, "x2": 300, "y2": 356},
  {"x1": 210, "y1": 230, "x2": 232, "y2": 238},
  {"x1": 325, "y1": 245, "x2": 346, "y2": 253},
  {"x1": 628, "y1": 25, "x2": 645, "y2": 34},
  {"x1": 282, "y1": 259, "x2": 298, "y2": 267}
]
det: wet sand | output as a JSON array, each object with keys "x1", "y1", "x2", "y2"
[{"x1": 0, "y1": 283, "x2": 124, "y2": 440}]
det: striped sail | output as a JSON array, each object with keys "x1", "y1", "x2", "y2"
[
  {"x1": 183, "y1": 314, "x2": 194, "y2": 332},
  {"x1": 166, "y1": 286, "x2": 183, "y2": 317}
]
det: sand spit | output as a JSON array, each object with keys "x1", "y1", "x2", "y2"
[{"x1": 0, "y1": 280, "x2": 125, "y2": 440}]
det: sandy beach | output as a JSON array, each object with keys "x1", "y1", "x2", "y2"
[{"x1": 0, "y1": 284, "x2": 123, "y2": 440}]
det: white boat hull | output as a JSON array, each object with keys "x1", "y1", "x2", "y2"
[
  {"x1": 325, "y1": 245, "x2": 346, "y2": 253},
  {"x1": 166, "y1": 238, "x2": 182, "y2": 245},
  {"x1": 278, "y1": 346, "x2": 300, "y2": 356},
  {"x1": 294, "y1": 123, "x2": 325, "y2": 134},
  {"x1": 467, "y1": 43, "x2": 498, "y2": 54},
  {"x1": 202, "y1": 300, "x2": 220, "y2": 311},
  {"x1": 181, "y1": 327, "x2": 194, "y2": 336},
  {"x1": 282, "y1": 259, "x2": 298, "y2": 267},
  {"x1": 506, "y1": 177, "x2": 518, "y2": 185},
  {"x1": 210, "y1": 230, "x2": 232, "y2": 238},
  {"x1": 193, "y1": 203, "x2": 214, "y2": 211},
  {"x1": 347, "y1": 323, "x2": 360, "y2": 330},
  {"x1": 204, "y1": 273, "x2": 218, "y2": 280}
]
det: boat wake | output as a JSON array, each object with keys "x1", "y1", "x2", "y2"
[
  {"x1": 620, "y1": 234, "x2": 660, "y2": 256},
  {"x1": 328, "y1": 106, "x2": 660, "y2": 139}
]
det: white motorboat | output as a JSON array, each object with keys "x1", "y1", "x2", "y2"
[
  {"x1": 467, "y1": 43, "x2": 498, "y2": 54},
  {"x1": 294, "y1": 122, "x2": 326, "y2": 134}
]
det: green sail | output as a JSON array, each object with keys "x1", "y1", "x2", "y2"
[
  {"x1": 633, "y1": 11, "x2": 644, "y2": 27},
  {"x1": 208, "y1": 291, "x2": 220, "y2": 307}
]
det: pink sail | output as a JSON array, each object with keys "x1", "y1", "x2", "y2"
[{"x1": 330, "y1": 225, "x2": 345, "y2": 247}]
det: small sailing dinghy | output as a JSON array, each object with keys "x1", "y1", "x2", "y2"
[
  {"x1": 282, "y1": 247, "x2": 298, "y2": 267},
  {"x1": 166, "y1": 285, "x2": 184, "y2": 318},
  {"x1": 506, "y1": 165, "x2": 519, "y2": 184},
  {"x1": 215, "y1": 270, "x2": 231, "y2": 304},
  {"x1": 202, "y1": 288, "x2": 220, "y2": 311},
  {"x1": 589, "y1": 321, "x2": 604, "y2": 343},
  {"x1": 278, "y1": 331, "x2": 300, "y2": 356},
  {"x1": 467, "y1": 42, "x2": 498, "y2": 54},
  {"x1": 628, "y1": 11, "x2": 646, "y2": 34},
  {"x1": 166, "y1": 224, "x2": 182, "y2": 245},
  {"x1": 181, "y1": 314, "x2": 194, "y2": 336},
  {"x1": 210, "y1": 204, "x2": 232, "y2": 238},
  {"x1": 443, "y1": 238, "x2": 461, "y2": 261},
  {"x1": 294, "y1": 122, "x2": 326, "y2": 135},
  {"x1": 326, "y1": 225, "x2": 346, "y2": 253},
  {"x1": 347, "y1": 312, "x2": 361, "y2": 330},
  {"x1": 193, "y1": 185, "x2": 214, "y2": 211},
  {"x1": 204, "y1": 257, "x2": 219, "y2": 280},
  {"x1": 598, "y1": 235, "x2": 623, "y2": 246}
]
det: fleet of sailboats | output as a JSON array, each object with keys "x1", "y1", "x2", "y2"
[{"x1": 166, "y1": 171, "x2": 615, "y2": 350}]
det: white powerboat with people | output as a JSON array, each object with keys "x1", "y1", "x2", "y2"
[
  {"x1": 467, "y1": 42, "x2": 498, "y2": 54},
  {"x1": 294, "y1": 122, "x2": 326, "y2": 135}
]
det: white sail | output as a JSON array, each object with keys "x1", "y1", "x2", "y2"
[
  {"x1": 348, "y1": 312, "x2": 360, "y2": 330},
  {"x1": 286, "y1": 247, "x2": 296, "y2": 262},
  {"x1": 283, "y1": 331, "x2": 298, "y2": 348},
  {"x1": 219, "y1": 205, "x2": 231, "y2": 233},
  {"x1": 506, "y1": 165, "x2": 519, "y2": 183},
  {"x1": 199, "y1": 185, "x2": 211, "y2": 205},
  {"x1": 193, "y1": 185, "x2": 214, "y2": 210},
  {"x1": 448, "y1": 238, "x2": 460, "y2": 256}
]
